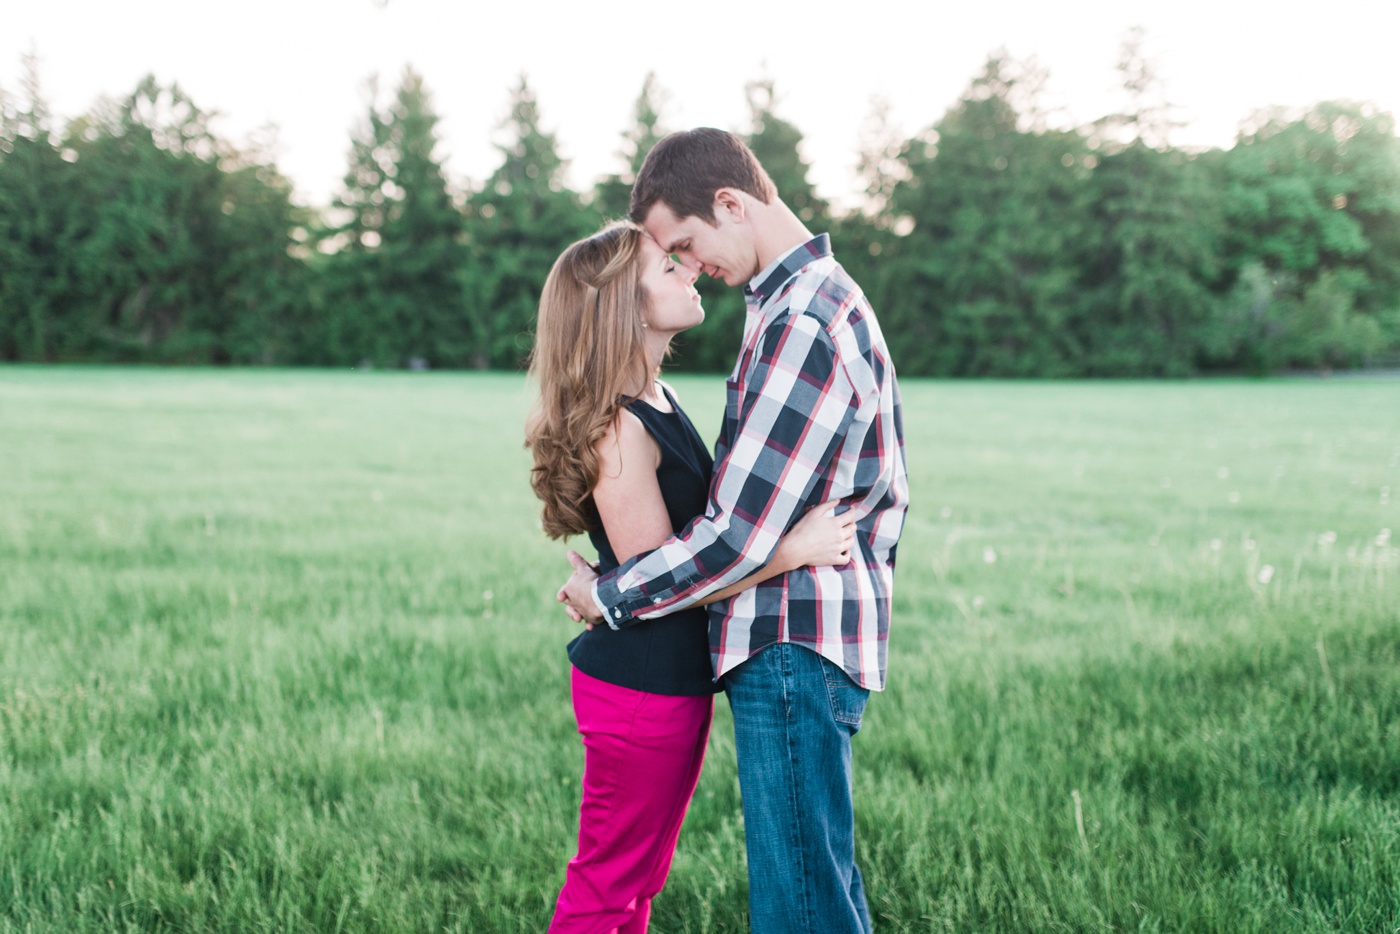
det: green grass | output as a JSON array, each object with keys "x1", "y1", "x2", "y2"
[{"x1": 1, "y1": 366, "x2": 1397, "y2": 932}]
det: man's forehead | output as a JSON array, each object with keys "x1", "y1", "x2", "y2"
[{"x1": 642, "y1": 204, "x2": 693, "y2": 248}]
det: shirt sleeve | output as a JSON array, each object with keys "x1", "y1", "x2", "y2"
[{"x1": 592, "y1": 309, "x2": 861, "y2": 629}]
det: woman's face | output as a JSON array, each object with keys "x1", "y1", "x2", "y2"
[{"x1": 637, "y1": 235, "x2": 704, "y2": 338}]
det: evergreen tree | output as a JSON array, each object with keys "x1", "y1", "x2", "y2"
[
  {"x1": 1074, "y1": 142, "x2": 1223, "y2": 375},
  {"x1": 882, "y1": 54, "x2": 1089, "y2": 376},
  {"x1": 71, "y1": 79, "x2": 214, "y2": 360},
  {"x1": 213, "y1": 132, "x2": 310, "y2": 364},
  {"x1": 853, "y1": 95, "x2": 908, "y2": 220},
  {"x1": 0, "y1": 54, "x2": 79, "y2": 361},
  {"x1": 1095, "y1": 26, "x2": 1181, "y2": 151},
  {"x1": 829, "y1": 96, "x2": 910, "y2": 340},
  {"x1": 594, "y1": 72, "x2": 668, "y2": 220},
  {"x1": 744, "y1": 77, "x2": 830, "y2": 231},
  {"x1": 0, "y1": 65, "x2": 307, "y2": 364},
  {"x1": 1072, "y1": 29, "x2": 1223, "y2": 375},
  {"x1": 317, "y1": 69, "x2": 469, "y2": 367},
  {"x1": 61, "y1": 76, "x2": 300, "y2": 362},
  {"x1": 464, "y1": 75, "x2": 598, "y2": 369}
]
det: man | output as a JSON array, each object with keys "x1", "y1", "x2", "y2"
[{"x1": 558, "y1": 127, "x2": 907, "y2": 933}]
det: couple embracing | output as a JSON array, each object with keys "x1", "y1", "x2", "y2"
[{"x1": 525, "y1": 128, "x2": 908, "y2": 933}]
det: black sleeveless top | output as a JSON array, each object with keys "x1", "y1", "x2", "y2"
[{"x1": 567, "y1": 385, "x2": 720, "y2": 696}]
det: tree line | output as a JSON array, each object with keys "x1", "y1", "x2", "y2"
[{"x1": 2, "y1": 39, "x2": 1398, "y2": 376}]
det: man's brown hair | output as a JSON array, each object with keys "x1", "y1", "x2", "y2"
[{"x1": 628, "y1": 128, "x2": 777, "y2": 226}]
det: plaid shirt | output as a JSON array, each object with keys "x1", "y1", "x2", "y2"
[{"x1": 591, "y1": 234, "x2": 908, "y2": 690}]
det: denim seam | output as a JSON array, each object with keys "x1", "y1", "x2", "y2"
[
  {"x1": 780, "y1": 645, "x2": 819, "y2": 933},
  {"x1": 823, "y1": 660, "x2": 864, "y2": 729}
]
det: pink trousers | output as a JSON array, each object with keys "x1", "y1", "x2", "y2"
[{"x1": 549, "y1": 666, "x2": 713, "y2": 934}]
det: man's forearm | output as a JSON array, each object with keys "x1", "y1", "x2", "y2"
[
  {"x1": 595, "y1": 313, "x2": 859, "y2": 628},
  {"x1": 591, "y1": 515, "x2": 779, "y2": 628}
]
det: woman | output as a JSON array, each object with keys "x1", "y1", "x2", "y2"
[{"x1": 525, "y1": 221, "x2": 853, "y2": 933}]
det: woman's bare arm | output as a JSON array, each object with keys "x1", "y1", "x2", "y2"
[
  {"x1": 591, "y1": 409, "x2": 671, "y2": 563},
  {"x1": 591, "y1": 401, "x2": 853, "y2": 616}
]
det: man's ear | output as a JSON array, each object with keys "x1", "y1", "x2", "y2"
[{"x1": 713, "y1": 188, "x2": 748, "y2": 224}]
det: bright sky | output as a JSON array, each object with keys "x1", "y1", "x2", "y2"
[{"x1": 5, "y1": 0, "x2": 1398, "y2": 212}]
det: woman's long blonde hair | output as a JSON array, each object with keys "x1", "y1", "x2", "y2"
[{"x1": 525, "y1": 222, "x2": 653, "y2": 539}]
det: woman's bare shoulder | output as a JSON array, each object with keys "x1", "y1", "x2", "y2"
[{"x1": 594, "y1": 406, "x2": 657, "y2": 481}]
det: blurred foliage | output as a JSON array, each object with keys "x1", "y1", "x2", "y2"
[
  {"x1": 2, "y1": 38, "x2": 1399, "y2": 375},
  {"x1": 463, "y1": 75, "x2": 601, "y2": 370},
  {"x1": 1, "y1": 60, "x2": 306, "y2": 364},
  {"x1": 592, "y1": 71, "x2": 668, "y2": 222},
  {"x1": 310, "y1": 68, "x2": 472, "y2": 368}
]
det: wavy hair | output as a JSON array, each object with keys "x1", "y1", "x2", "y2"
[{"x1": 525, "y1": 222, "x2": 653, "y2": 539}]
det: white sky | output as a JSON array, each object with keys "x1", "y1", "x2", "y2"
[{"x1": 4, "y1": 0, "x2": 1398, "y2": 212}]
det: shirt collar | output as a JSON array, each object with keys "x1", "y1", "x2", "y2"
[{"x1": 744, "y1": 233, "x2": 832, "y2": 307}]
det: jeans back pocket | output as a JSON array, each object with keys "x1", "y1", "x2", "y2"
[{"x1": 821, "y1": 657, "x2": 869, "y2": 731}]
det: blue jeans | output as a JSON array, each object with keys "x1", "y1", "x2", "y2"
[{"x1": 723, "y1": 643, "x2": 873, "y2": 933}]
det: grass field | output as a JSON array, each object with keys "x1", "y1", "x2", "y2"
[{"x1": 1, "y1": 366, "x2": 1397, "y2": 933}]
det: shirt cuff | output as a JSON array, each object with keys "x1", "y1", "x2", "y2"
[{"x1": 590, "y1": 580, "x2": 621, "y2": 630}]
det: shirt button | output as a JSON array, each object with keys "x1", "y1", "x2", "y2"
[
  {"x1": 613, "y1": 608, "x2": 622, "y2": 619},
  {"x1": 653, "y1": 597, "x2": 663, "y2": 604}
]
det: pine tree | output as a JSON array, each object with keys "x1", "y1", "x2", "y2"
[
  {"x1": 594, "y1": 72, "x2": 668, "y2": 220},
  {"x1": 65, "y1": 77, "x2": 236, "y2": 361},
  {"x1": 883, "y1": 54, "x2": 1088, "y2": 376},
  {"x1": 1073, "y1": 28, "x2": 1223, "y2": 376},
  {"x1": 318, "y1": 68, "x2": 469, "y2": 367},
  {"x1": 744, "y1": 77, "x2": 830, "y2": 231},
  {"x1": 464, "y1": 74, "x2": 598, "y2": 369},
  {"x1": 0, "y1": 54, "x2": 78, "y2": 361},
  {"x1": 854, "y1": 95, "x2": 908, "y2": 220},
  {"x1": 213, "y1": 132, "x2": 309, "y2": 364}
]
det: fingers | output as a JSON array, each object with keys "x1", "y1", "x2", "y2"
[
  {"x1": 566, "y1": 549, "x2": 592, "y2": 572},
  {"x1": 813, "y1": 499, "x2": 858, "y2": 528}
]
